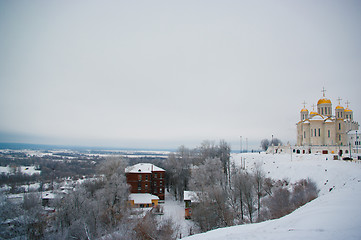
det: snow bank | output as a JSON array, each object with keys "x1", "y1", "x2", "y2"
[{"x1": 184, "y1": 153, "x2": 361, "y2": 240}]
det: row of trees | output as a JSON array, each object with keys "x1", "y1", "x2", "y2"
[
  {"x1": 163, "y1": 140, "x2": 231, "y2": 201},
  {"x1": 189, "y1": 159, "x2": 318, "y2": 232},
  {"x1": 260, "y1": 138, "x2": 283, "y2": 151},
  {"x1": 165, "y1": 140, "x2": 318, "y2": 233}
]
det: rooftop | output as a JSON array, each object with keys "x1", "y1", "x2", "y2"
[
  {"x1": 129, "y1": 193, "x2": 159, "y2": 204},
  {"x1": 125, "y1": 163, "x2": 165, "y2": 173}
]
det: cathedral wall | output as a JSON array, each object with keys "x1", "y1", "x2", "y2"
[
  {"x1": 303, "y1": 123, "x2": 310, "y2": 145},
  {"x1": 309, "y1": 121, "x2": 324, "y2": 146},
  {"x1": 336, "y1": 119, "x2": 346, "y2": 146},
  {"x1": 297, "y1": 123, "x2": 302, "y2": 146},
  {"x1": 324, "y1": 122, "x2": 336, "y2": 146}
]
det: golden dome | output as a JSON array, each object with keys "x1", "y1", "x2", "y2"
[
  {"x1": 344, "y1": 108, "x2": 352, "y2": 112},
  {"x1": 309, "y1": 111, "x2": 318, "y2": 115},
  {"x1": 335, "y1": 105, "x2": 344, "y2": 110},
  {"x1": 317, "y1": 98, "x2": 331, "y2": 105},
  {"x1": 301, "y1": 108, "x2": 308, "y2": 112}
]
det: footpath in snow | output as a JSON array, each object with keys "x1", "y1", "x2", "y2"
[
  {"x1": 184, "y1": 153, "x2": 361, "y2": 240},
  {"x1": 158, "y1": 191, "x2": 197, "y2": 239}
]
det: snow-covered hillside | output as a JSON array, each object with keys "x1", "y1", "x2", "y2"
[{"x1": 184, "y1": 153, "x2": 361, "y2": 240}]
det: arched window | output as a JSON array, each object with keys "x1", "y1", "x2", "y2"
[{"x1": 339, "y1": 123, "x2": 341, "y2": 130}]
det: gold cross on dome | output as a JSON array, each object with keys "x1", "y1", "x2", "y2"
[
  {"x1": 321, "y1": 87, "x2": 326, "y2": 97},
  {"x1": 302, "y1": 101, "x2": 306, "y2": 108},
  {"x1": 337, "y1": 97, "x2": 342, "y2": 105},
  {"x1": 312, "y1": 104, "x2": 316, "y2": 111},
  {"x1": 345, "y1": 100, "x2": 350, "y2": 108}
]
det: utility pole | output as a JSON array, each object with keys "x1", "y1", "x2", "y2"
[
  {"x1": 246, "y1": 138, "x2": 248, "y2": 153},
  {"x1": 240, "y1": 136, "x2": 242, "y2": 153}
]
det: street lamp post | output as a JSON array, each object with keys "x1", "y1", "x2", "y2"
[{"x1": 356, "y1": 130, "x2": 358, "y2": 154}]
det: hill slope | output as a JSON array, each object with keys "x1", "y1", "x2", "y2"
[{"x1": 184, "y1": 153, "x2": 361, "y2": 240}]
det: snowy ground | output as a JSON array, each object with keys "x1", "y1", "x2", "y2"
[
  {"x1": 159, "y1": 192, "x2": 197, "y2": 239},
  {"x1": 184, "y1": 152, "x2": 361, "y2": 240},
  {"x1": 0, "y1": 166, "x2": 40, "y2": 175}
]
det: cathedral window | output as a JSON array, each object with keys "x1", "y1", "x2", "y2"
[
  {"x1": 314, "y1": 129, "x2": 317, "y2": 137},
  {"x1": 328, "y1": 130, "x2": 330, "y2": 138},
  {"x1": 318, "y1": 128, "x2": 321, "y2": 137},
  {"x1": 337, "y1": 112, "x2": 339, "y2": 118},
  {"x1": 325, "y1": 108, "x2": 327, "y2": 115},
  {"x1": 321, "y1": 108, "x2": 324, "y2": 115},
  {"x1": 341, "y1": 112, "x2": 343, "y2": 118},
  {"x1": 304, "y1": 131, "x2": 306, "y2": 138},
  {"x1": 339, "y1": 123, "x2": 341, "y2": 130}
]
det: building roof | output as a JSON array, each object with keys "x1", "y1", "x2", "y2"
[
  {"x1": 301, "y1": 108, "x2": 308, "y2": 112},
  {"x1": 310, "y1": 114, "x2": 324, "y2": 121},
  {"x1": 184, "y1": 191, "x2": 199, "y2": 202},
  {"x1": 129, "y1": 193, "x2": 159, "y2": 204},
  {"x1": 125, "y1": 163, "x2": 165, "y2": 173},
  {"x1": 336, "y1": 105, "x2": 344, "y2": 110},
  {"x1": 42, "y1": 192, "x2": 57, "y2": 199},
  {"x1": 317, "y1": 98, "x2": 331, "y2": 105},
  {"x1": 347, "y1": 130, "x2": 359, "y2": 135}
]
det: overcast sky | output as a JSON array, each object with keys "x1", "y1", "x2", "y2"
[{"x1": 0, "y1": 1, "x2": 360, "y2": 150}]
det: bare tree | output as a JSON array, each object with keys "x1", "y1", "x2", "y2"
[
  {"x1": 260, "y1": 139, "x2": 270, "y2": 151},
  {"x1": 266, "y1": 187, "x2": 292, "y2": 219},
  {"x1": 241, "y1": 173, "x2": 256, "y2": 223},
  {"x1": 254, "y1": 163, "x2": 265, "y2": 221}
]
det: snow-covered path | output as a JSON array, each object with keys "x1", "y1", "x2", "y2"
[
  {"x1": 158, "y1": 191, "x2": 197, "y2": 238},
  {"x1": 184, "y1": 153, "x2": 361, "y2": 240}
]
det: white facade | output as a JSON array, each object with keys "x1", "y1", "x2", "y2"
[
  {"x1": 347, "y1": 130, "x2": 361, "y2": 153},
  {"x1": 268, "y1": 91, "x2": 359, "y2": 157},
  {"x1": 296, "y1": 94, "x2": 359, "y2": 149}
]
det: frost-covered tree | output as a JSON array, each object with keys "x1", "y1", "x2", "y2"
[
  {"x1": 189, "y1": 158, "x2": 233, "y2": 231},
  {"x1": 254, "y1": 163, "x2": 265, "y2": 221},
  {"x1": 52, "y1": 157, "x2": 132, "y2": 239}
]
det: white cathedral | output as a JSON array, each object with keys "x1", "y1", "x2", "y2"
[
  {"x1": 270, "y1": 89, "x2": 360, "y2": 156},
  {"x1": 297, "y1": 90, "x2": 359, "y2": 147}
]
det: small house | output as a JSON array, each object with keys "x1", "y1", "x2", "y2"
[
  {"x1": 129, "y1": 193, "x2": 159, "y2": 208},
  {"x1": 184, "y1": 191, "x2": 199, "y2": 219}
]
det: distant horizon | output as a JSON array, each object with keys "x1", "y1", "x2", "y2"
[{"x1": 0, "y1": 140, "x2": 263, "y2": 153}]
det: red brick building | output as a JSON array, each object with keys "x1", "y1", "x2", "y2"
[{"x1": 125, "y1": 163, "x2": 165, "y2": 201}]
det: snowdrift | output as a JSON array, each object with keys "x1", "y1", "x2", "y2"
[{"x1": 184, "y1": 153, "x2": 361, "y2": 240}]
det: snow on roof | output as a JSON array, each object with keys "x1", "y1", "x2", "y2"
[
  {"x1": 184, "y1": 191, "x2": 199, "y2": 202},
  {"x1": 125, "y1": 163, "x2": 165, "y2": 173},
  {"x1": 324, "y1": 118, "x2": 333, "y2": 123},
  {"x1": 42, "y1": 191, "x2": 57, "y2": 199},
  {"x1": 129, "y1": 193, "x2": 159, "y2": 204},
  {"x1": 348, "y1": 130, "x2": 360, "y2": 135},
  {"x1": 310, "y1": 115, "x2": 324, "y2": 121}
]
